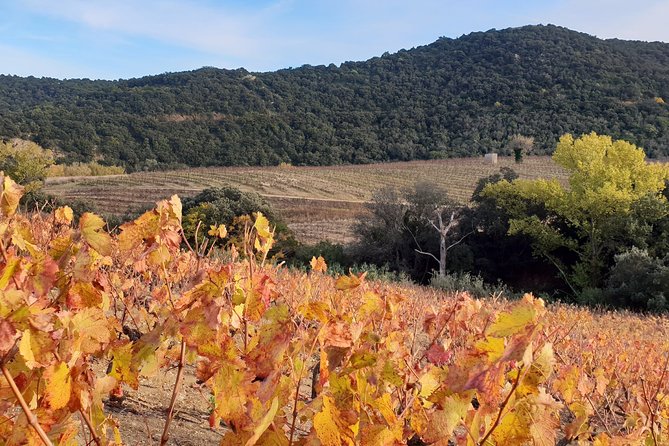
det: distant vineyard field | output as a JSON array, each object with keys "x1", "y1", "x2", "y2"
[{"x1": 44, "y1": 156, "x2": 567, "y2": 243}]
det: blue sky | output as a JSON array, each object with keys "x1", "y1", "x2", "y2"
[{"x1": 1, "y1": 0, "x2": 668, "y2": 80}]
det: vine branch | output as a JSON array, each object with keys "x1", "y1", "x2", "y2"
[
  {"x1": 1, "y1": 362, "x2": 53, "y2": 446},
  {"x1": 160, "y1": 339, "x2": 187, "y2": 446}
]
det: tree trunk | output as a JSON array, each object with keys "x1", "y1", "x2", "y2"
[{"x1": 439, "y1": 232, "x2": 446, "y2": 278}]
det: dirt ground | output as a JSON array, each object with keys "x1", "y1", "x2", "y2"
[{"x1": 102, "y1": 365, "x2": 224, "y2": 445}]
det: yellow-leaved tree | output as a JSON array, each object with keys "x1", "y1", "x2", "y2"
[
  {"x1": 483, "y1": 132, "x2": 669, "y2": 293},
  {"x1": 0, "y1": 138, "x2": 54, "y2": 192}
]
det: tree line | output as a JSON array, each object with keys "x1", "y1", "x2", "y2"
[
  {"x1": 1, "y1": 25, "x2": 669, "y2": 170},
  {"x1": 353, "y1": 133, "x2": 669, "y2": 312},
  {"x1": 8, "y1": 131, "x2": 669, "y2": 311}
]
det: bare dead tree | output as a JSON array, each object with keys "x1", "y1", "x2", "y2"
[{"x1": 412, "y1": 206, "x2": 477, "y2": 278}]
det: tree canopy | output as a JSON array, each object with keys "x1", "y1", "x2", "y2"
[
  {"x1": 1, "y1": 25, "x2": 669, "y2": 170},
  {"x1": 483, "y1": 132, "x2": 669, "y2": 293},
  {"x1": 0, "y1": 139, "x2": 54, "y2": 192}
]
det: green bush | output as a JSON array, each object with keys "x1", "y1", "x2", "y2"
[
  {"x1": 605, "y1": 248, "x2": 669, "y2": 312},
  {"x1": 290, "y1": 241, "x2": 351, "y2": 268},
  {"x1": 182, "y1": 187, "x2": 296, "y2": 258},
  {"x1": 430, "y1": 272, "x2": 509, "y2": 298},
  {"x1": 327, "y1": 263, "x2": 411, "y2": 283}
]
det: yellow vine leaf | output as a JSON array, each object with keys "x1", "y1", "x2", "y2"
[
  {"x1": 358, "y1": 292, "x2": 384, "y2": 320},
  {"x1": 167, "y1": 194, "x2": 182, "y2": 222},
  {"x1": 314, "y1": 395, "x2": 352, "y2": 446},
  {"x1": 254, "y1": 212, "x2": 272, "y2": 238},
  {"x1": 487, "y1": 294, "x2": 542, "y2": 337},
  {"x1": 376, "y1": 393, "x2": 398, "y2": 426},
  {"x1": 475, "y1": 337, "x2": 505, "y2": 362},
  {"x1": 244, "y1": 397, "x2": 279, "y2": 446},
  {"x1": 219, "y1": 430, "x2": 288, "y2": 446},
  {"x1": 109, "y1": 342, "x2": 139, "y2": 389},
  {"x1": 0, "y1": 175, "x2": 24, "y2": 217},
  {"x1": 148, "y1": 245, "x2": 171, "y2": 267},
  {"x1": 518, "y1": 343, "x2": 555, "y2": 395},
  {"x1": 310, "y1": 255, "x2": 327, "y2": 273},
  {"x1": 69, "y1": 307, "x2": 112, "y2": 354},
  {"x1": 0, "y1": 257, "x2": 20, "y2": 289},
  {"x1": 592, "y1": 433, "x2": 611, "y2": 446},
  {"x1": 418, "y1": 365, "x2": 443, "y2": 405},
  {"x1": 18, "y1": 329, "x2": 35, "y2": 368},
  {"x1": 491, "y1": 411, "x2": 530, "y2": 444},
  {"x1": 80, "y1": 212, "x2": 112, "y2": 256},
  {"x1": 18, "y1": 329, "x2": 53, "y2": 369},
  {"x1": 213, "y1": 363, "x2": 255, "y2": 428},
  {"x1": 335, "y1": 271, "x2": 366, "y2": 291},
  {"x1": 553, "y1": 365, "x2": 579, "y2": 404},
  {"x1": 422, "y1": 394, "x2": 471, "y2": 443},
  {"x1": 11, "y1": 225, "x2": 38, "y2": 255},
  {"x1": 118, "y1": 210, "x2": 158, "y2": 254},
  {"x1": 55, "y1": 206, "x2": 74, "y2": 225},
  {"x1": 253, "y1": 212, "x2": 275, "y2": 254},
  {"x1": 360, "y1": 425, "x2": 398, "y2": 446},
  {"x1": 208, "y1": 224, "x2": 228, "y2": 239},
  {"x1": 67, "y1": 281, "x2": 103, "y2": 309},
  {"x1": 44, "y1": 361, "x2": 72, "y2": 410},
  {"x1": 593, "y1": 367, "x2": 609, "y2": 396}
]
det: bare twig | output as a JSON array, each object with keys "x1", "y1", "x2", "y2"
[
  {"x1": 289, "y1": 328, "x2": 323, "y2": 446},
  {"x1": 0, "y1": 363, "x2": 53, "y2": 446},
  {"x1": 79, "y1": 408, "x2": 102, "y2": 446},
  {"x1": 478, "y1": 366, "x2": 523, "y2": 445},
  {"x1": 160, "y1": 340, "x2": 187, "y2": 446},
  {"x1": 414, "y1": 248, "x2": 440, "y2": 263},
  {"x1": 640, "y1": 379, "x2": 659, "y2": 446}
]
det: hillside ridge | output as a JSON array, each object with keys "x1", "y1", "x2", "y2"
[{"x1": 1, "y1": 24, "x2": 668, "y2": 169}]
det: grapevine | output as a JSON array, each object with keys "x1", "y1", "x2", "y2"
[{"x1": 1, "y1": 173, "x2": 668, "y2": 445}]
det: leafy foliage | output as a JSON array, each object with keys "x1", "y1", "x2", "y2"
[
  {"x1": 430, "y1": 271, "x2": 509, "y2": 298},
  {"x1": 181, "y1": 186, "x2": 295, "y2": 258},
  {"x1": 47, "y1": 161, "x2": 125, "y2": 177},
  {"x1": 605, "y1": 248, "x2": 669, "y2": 311},
  {"x1": 0, "y1": 139, "x2": 54, "y2": 192},
  {"x1": 2, "y1": 25, "x2": 669, "y2": 170},
  {"x1": 483, "y1": 132, "x2": 669, "y2": 294},
  {"x1": 1, "y1": 172, "x2": 668, "y2": 445}
]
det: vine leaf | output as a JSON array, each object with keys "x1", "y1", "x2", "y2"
[
  {"x1": 310, "y1": 256, "x2": 327, "y2": 273},
  {"x1": 0, "y1": 175, "x2": 23, "y2": 217},
  {"x1": 0, "y1": 319, "x2": 18, "y2": 356},
  {"x1": 80, "y1": 213, "x2": 112, "y2": 256},
  {"x1": 44, "y1": 361, "x2": 71, "y2": 410},
  {"x1": 244, "y1": 397, "x2": 278, "y2": 446},
  {"x1": 335, "y1": 272, "x2": 366, "y2": 291},
  {"x1": 54, "y1": 206, "x2": 74, "y2": 225},
  {"x1": 487, "y1": 294, "x2": 543, "y2": 337},
  {"x1": 314, "y1": 395, "x2": 353, "y2": 446}
]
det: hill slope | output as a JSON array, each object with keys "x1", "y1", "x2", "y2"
[{"x1": 1, "y1": 24, "x2": 669, "y2": 169}]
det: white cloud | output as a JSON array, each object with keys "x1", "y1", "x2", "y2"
[
  {"x1": 7, "y1": 0, "x2": 669, "y2": 77},
  {"x1": 21, "y1": 0, "x2": 278, "y2": 59}
]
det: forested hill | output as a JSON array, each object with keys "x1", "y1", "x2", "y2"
[{"x1": 1, "y1": 24, "x2": 669, "y2": 170}]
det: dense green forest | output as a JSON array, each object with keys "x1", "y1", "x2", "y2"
[{"x1": 1, "y1": 25, "x2": 669, "y2": 170}]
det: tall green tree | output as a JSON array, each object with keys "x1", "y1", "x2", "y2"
[{"x1": 483, "y1": 132, "x2": 669, "y2": 293}]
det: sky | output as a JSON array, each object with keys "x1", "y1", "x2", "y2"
[{"x1": 1, "y1": 0, "x2": 669, "y2": 80}]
